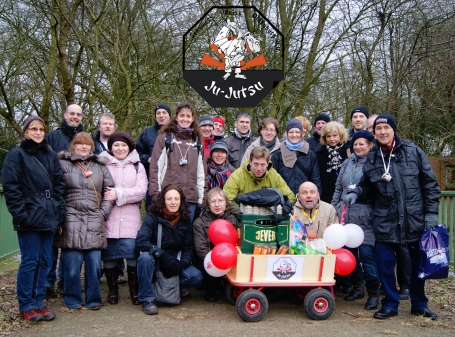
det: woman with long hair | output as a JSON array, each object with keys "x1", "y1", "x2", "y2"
[
  {"x1": 149, "y1": 102, "x2": 206, "y2": 222},
  {"x1": 99, "y1": 132, "x2": 148, "y2": 305},
  {"x1": 2, "y1": 116, "x2": 66, "y2": 322},
  {"x1": 136, "y1": 184, "x2": 203, "y2": 315},
  {"x1": 57, "y1": 132, "x2": 114, "y2": 310}
]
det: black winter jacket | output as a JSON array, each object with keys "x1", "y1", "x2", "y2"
[
  {"x1": 2, "y1": 139, "x2": 66, "y2": 231},
  {"x1": 355, "y1": 136, "x2": 440, "y2": 243},
  {"x1": 136, "y1": 122, "x2": 163, "y2": 176},
  {"x1": 91, "y1": 131, "x2": 108, "y2": 154},
  {"x1": 307, "y1": 131, "x2": 323, "y2": 153},
  {"x1": 45, "y1": 120, "x2": 83, "y2": 153},
  {"x1": 316, "y1": 143, "x2": 350, "y2": 203},
  {"x1": 136, "y1": 213, "x2": 194, "y2": 277},
  {"x1": 271, "y1": 142, "x2": 322, "y2": 195}
]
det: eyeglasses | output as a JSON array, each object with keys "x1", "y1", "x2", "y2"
[
  {"x1": 28, "y1": 127, "x2": 45, "y2": 133},
  {"x1": 262, "y1": 128, "x2": 276, "y2": 133},
  {"x1": 209, "y1": 199, "x2": 226, "y2": 205},
  {"x1": 75, "y1": 143, "x2": 90, "y2": 147},
  {"x1": 68, "y1": 112, "x2": 83, "y2": 117}
]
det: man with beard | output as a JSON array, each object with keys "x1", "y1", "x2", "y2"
[
  {"x1": 45, "y1": 104, "x2": 84, "y2": 152},
  {"x1": 292, "y1": 181, "x2": 338, "y2": 239},
  {"x1": 224, "y1": 111, "x2": 256, "y2": 169},
  {"x1": 92, "y1": 113, "x2": 117, "y2": 154}
]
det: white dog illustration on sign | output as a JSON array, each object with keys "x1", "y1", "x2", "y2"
[{"x1": 213, "y1": 19, "x2": 261, "y2": 80}]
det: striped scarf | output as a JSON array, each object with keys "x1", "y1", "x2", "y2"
[{"x1": 207, "y1": 161, "x2": 231, "y2": 189}]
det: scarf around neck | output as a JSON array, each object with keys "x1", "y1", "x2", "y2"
[
  {"x1": 234, "y1": 128, "x2": 252, "y2": 140},
  {"x1": 284, "y1": 139, "x2": 304, "y2": 151},
  {"x1": 260, "y1": 136, "x2": 277, "y2": 152},
  {"x1": 207, "y1": 161, "x2": 231, "y2": 189},
  {"x1": 162, "y1": 208, "x2": 181, "y2": 226},
  {"x1": 326, "y1": 144, "x2": 343, "y2": 173}
]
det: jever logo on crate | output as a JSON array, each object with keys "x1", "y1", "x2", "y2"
[
  {"x1": 272, "y1": 257, "x2": 297, "y2": 280},
  {"x1": 183, "y1": 6, "x2": 284, "y2": 107}
]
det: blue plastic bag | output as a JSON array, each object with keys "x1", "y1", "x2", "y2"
[{"x1": 418, "y1": 224, "x2": 450, "y2": 280}]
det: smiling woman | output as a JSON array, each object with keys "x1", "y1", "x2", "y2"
[{"x1": 148, "y1": 102, "x2": 207, "y2": 223}]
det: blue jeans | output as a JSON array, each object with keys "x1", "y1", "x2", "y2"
[
  {"x1": 137, "y1": 252, "x2": 203, "y2": 304},
  {"x1": 376, "y1": 242, "x2": 428, "y2": 312},
  {"x1": 347, "y1": 244, "x2": 380, "y2": 294},
  {"x1": 16, "y1": 230, "x2": 54, "y2": 313},
  {"x1": 187, "y1": 202, "x2": 197, "y2": 224},
  {"x1": 61, "y1": 249, "x2": 102, "y2": 309},
  {"x1": 46, "y1": 246, "x2": 64, "y2": 288}
]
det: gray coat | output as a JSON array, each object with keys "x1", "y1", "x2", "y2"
[
  {"x1": 57, "y1": 151, "x2": 115, "y2": 250},
  {"x1": 331, "y1": 155, "x2": 375, "y2": 246}
]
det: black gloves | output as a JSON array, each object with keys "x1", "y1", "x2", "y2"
[
  {"x1": 178, "y1": 260, "x2": 189, "y2": 272},
  {"x1": 149, "y1": 245, "x2": 164, "y2": 258}
]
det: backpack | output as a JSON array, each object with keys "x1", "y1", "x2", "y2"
[{"x1": 235, "y1": 187, "x2": 293, "y2": 225}]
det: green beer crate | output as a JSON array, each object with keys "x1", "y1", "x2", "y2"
[{"x1": 236, "y1": 213, "x2": 290, "y2": 254}]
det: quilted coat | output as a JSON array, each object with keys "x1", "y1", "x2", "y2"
[
  {"x1": 98, "y1": 150, "x2": 148, "y2": 239},
  {"x1": 57, "y1": 151, "x2": 115, "y2": 250}
]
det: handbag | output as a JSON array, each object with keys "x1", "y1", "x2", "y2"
[
  {"x1": 154, "y1": 223, "x2": 181, "y2": 304},
  {"x1": 418, "y1": 224, "x2": 450, "y2": 280}
]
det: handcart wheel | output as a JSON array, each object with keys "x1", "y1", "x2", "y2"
[
  {"x1": 236, "y1": 289, "x2": 268, "y2": 322},
  {"x1": 225, "y1": 283, "x2": 244, "y2": 305},
  {"x1": 287, "y1": 287, "x2": 314, "y2": 305},
  {"x1": 303, "y1": 288, "x2": 335, "y2": 320}
]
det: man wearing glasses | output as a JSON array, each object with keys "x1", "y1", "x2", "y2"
[{"x1": 45, "y1": 104, "x2": 84, "y2": 152}]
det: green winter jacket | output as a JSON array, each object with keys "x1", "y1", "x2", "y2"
[{"x1": 223, "y1": 160, "x2": 296, "y2": 213}]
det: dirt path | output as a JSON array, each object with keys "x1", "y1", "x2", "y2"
[{"x1": 2, "y1": 270, "x2": 454, "y2": 337}]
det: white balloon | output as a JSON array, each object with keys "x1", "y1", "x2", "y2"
[
  {"x1": 204, "y1": 251, "x2": 230, "y2": 277},
  {"x1": 323, "y1": 224, "x2": 348, "y2": 249},
  {"x1": 344, "y1": 223, "x2": 364, "y2": 248}
]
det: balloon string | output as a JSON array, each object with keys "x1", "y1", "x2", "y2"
[{"x1": 340, "y1": 204, "x2": 347, "y2": 225}]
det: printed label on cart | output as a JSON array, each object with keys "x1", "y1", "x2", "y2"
[{"x1": 266, "y1": 256, "x2": 303, "y2": 281}]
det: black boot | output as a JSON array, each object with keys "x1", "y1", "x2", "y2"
[
  {"x1": 127, "y1": 265, "x2": 140, "y2": 305},
  {"x1": 104, "y1": 267, "x2": 119, "y2": 304},
  {"x1": 365, "y1": 296, "x2": 379, "y2": 310},
  {"x1": 344, "y1": 282, "x2": 365, "y2": 301}
]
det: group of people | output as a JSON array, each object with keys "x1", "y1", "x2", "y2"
[{"x1": 1, "y1": 102, "x2": 440, "y2": 322}]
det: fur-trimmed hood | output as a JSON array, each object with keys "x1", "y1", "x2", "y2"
[{"x1": 57, "y1": 150, "x2": 108, "y2": 165}]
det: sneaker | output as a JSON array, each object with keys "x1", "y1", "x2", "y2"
[
  {"x1": 21, "y1": 309, "x2": 43, "y2": 322},
  {"x1": 87, "y1": 304, "x2": 101, "y2": 310},
  {"x1": 180, "y1": 288, "x2": 190, "y2": 297},
  {"x1": 142, "y1": 302, "x2": 158, "y2": 315},
  {"x1": 38, "y1": 307, "x2": 56, "y2": 321}
]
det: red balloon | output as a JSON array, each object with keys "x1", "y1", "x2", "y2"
[
  {"x1": 208, "y1": 219, "x2": 237, "y2": 245},
  {"x1": 333, "y1": 248, "x2": 356, "y2": 276},
  {"x1": 211, "y1": 242, "x2": 237, "y2": 270}
]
